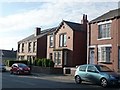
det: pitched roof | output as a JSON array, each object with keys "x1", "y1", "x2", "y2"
[
  {"x1": 55, "y1": 20, "x2": 84, "y2": 34},
  {"x1": 1, "y1": 50, "x2": 17, "y2": 59},
  {"x1": 64, "y1": 20, "x2": 84, "y2": 31},
  {"x1": 90, "y1": 8, "x2": 120, "y2": 23},
  {"x1": 18, "y1": 27, "x2": 57, "y2": 43}
]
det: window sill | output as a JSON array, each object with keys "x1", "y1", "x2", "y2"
[
  {"x1": 49, "y1": 46, "x2": 54, "y2": 48},
  {"x1": 97, "y1": 37, "x2": 112, "y2": 41},
  {"x1": 98, "y1": 61, "x2": 112, "y2": 64},
  {"x1": 59, "y1": 46, "x2": 67, "y2": 47}
]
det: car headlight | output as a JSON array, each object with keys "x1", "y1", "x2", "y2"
[{"x1": 109, "y1": 75, "x2": 115, "y2": 79}]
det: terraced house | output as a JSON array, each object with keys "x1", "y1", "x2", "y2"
[
  {"x1": 88, "y1": 8, "x2": 120, "y2": 72},
  {"x1": 47, "y1": 14, "x2": 88, "y2": 68},
  {"x1": 17, "y1": 27, "x2": 56, "y2": 63}
]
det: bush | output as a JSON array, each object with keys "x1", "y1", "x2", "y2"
[
  {"x1": 34, "y1": 58, "x2": 54, "y2": 67},
  {"x1": 49, "y1": 60, "x2": 55, "y2": 67},
  {"x1": 33, "y1": 58, "x2": 39, "y2": 66},
  {"x1": 37, "y1": 59, "x2": 42, "y2": 66}
]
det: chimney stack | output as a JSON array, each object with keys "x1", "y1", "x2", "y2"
[
  {"x1": 12, "y1": 48, "x2": 14, "y2": 51},
  {"x1": 81, "y1": 14, "x2": 88, "y2": 24},
  {"x1": 36, "y1": 27, "x2": 41, "y2": 36}
]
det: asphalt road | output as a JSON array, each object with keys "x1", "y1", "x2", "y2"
[{"x1": 1, "y1": 71, "x2": 120, "y2": 90}]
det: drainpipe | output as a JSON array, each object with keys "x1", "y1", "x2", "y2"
[{"x1": 87, "y1": 23, "x2": 90, "y2": 64}]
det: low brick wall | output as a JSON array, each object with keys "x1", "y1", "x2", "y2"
[
  {"x1": 63, "y1": 67, "x2": 76, "y2": 76},
  {"x1": 31, "y1": 66, "x2": 63, "y2": 74}
]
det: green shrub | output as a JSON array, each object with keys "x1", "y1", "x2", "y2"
[
  {"x1": 37, "y1": 59, "x2": 42, "y2": 66},
  {"x1": 49, "y1": 60, "x2": 55, "y2": 67},
  {"x1": 33, "y1": 58, "x2": 39, "y2": 66},
  {"x1": 34, "y1": 58, "x2": 54, "y2": 67}
]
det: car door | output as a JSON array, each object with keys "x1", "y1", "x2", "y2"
[
  {"x1": 86, "y1": 65, "x2": 100, "y2": 83},
  {"x1": 78, "y1": 65, "x2": 87, "y2": 81}
]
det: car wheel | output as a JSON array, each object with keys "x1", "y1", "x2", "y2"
[
  {"x1": 75, "y1": 75, "x2": 82, "y2": 84},
  {"x1": 100, "y1": 78, "x2": 108, "y2": 87}
]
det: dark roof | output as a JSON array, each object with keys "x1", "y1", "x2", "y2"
[
  {"x1": 90, "y1": 8, "x2": 120, "y2": 23},
  {"x1": 64, "y1": 20, "x2": 84, "y2": 31},
  {"x1": 18, "y1": 27, "x2": 57, "y2": 43},
  {"x1": 55, "y1": 20, "x2": 83, "y2": 34},
  {"x1": 1, "y1": 50, "x2": 17, "y2": 58}
]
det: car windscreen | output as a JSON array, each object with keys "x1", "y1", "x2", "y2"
[
  {"x1": 18, "y1": 64, "x2": 27, "y2": 67},
  {"x1": 96, "y1": 65, "x2": 112, "y2": 72}
]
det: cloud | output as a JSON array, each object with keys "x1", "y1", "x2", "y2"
[
  {"x1": 0, "y1": 2, "x2": 119, "y2": 50},
  {"x1": 0, "y1": 0, "x2": 120, "y2": 2},
  {"x1": 0, "y1": 2, "x2": 118, "y2": 32}
]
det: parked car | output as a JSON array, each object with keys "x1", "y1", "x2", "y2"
[
  {"x1": 74, "y1": 64, "x2": 120, "y2": 87},
  {"x1": 0, "y1": 63, "x2": 6, "y2": 72},
  {"x1": 10, "y1": 63, "x2": 31, "y2": 75}
]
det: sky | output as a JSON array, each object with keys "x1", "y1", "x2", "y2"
[{"x1": 0, "y1": 0, "x2": 119, "y2": 50}]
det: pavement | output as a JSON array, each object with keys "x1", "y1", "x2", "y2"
[{"x1": 5, "y1": 66, "x2": 74, "y2": 81}]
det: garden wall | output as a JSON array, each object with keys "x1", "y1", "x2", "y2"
[{"x1": 31, "y1": 66, "x2": 63, "y2": 74}]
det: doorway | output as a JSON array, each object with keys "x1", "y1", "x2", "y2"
[{"x1": 89, "y1": 49, "x2": 95, "y2": 64}]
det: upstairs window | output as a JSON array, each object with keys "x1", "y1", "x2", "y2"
[
  {"x1": 59, "y1": 33, "x2": 67, "y2": 47},
  {"x1": 22, "y1": 43, "x2": 24, "y2": 53},
  {"x1": 18, "y1": 44, "x2": 20, "y2": 53},
  {"x1": 98, "y1": 23, "x2": 111, "y2": 39},
  {"x1": 49, "y1": 35, "x2": 54, "y2": 47},
  {"x1": 33, "y1": 41, "x2": 36, "y2": 52},
  {"x1": 28, "y1": 42, "x2": 32, "y2": 52}
]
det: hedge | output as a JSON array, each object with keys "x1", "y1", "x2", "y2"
[{"x1": 33, "y1": 58, "x2": 54, "y2": 67}]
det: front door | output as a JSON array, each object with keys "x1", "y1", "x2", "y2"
[{"x1": 89, "y1": 49, "x2": 95, "y2": 64}]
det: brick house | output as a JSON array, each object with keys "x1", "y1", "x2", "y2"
[
  {"x1": 17, "y1": 27, "x2": 56, "y2": 64},
  {"x1": 88, "y1": 8, "x2": 120, "y2": 72},
  {"x1": 47, "y1": 14, "x2": 88, "y2": 68}
]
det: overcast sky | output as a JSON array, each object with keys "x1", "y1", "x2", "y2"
[{"x1": 0, "y1": 0, "x2": 119, "y2": 50}]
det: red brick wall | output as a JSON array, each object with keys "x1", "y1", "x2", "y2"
[
  {"x1": 89, "y1": 18, "x2": 120, "y2": 72},
  {"x1": 73, "y1": 31, "x2": 87, "y2": 66},
  {"x1": 37, "y1": 35, "x2": 47, "y2": 59}
]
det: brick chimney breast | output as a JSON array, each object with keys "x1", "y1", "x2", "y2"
[{"x1": 36, "y1": 27, "x2": 41, "y2": 36}]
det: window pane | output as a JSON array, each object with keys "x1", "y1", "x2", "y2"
[
  {"x1": 106, "y1": 47, "x2": 111, "y2": 62},
  {"x1": 58, "y1": 52, "x2": 61, "y2": 65},
  {"x1": 79, "y1": 65, "x2": 87, "y2": 71},
  {"x1": 98, "y1": 23, "x2": 111, "y2": 39},
  {"x1": 87, "y1": 66, "x2": 97, "y2": 72},
  {"x1": 63, "y1": 34, "x2": 67, "y2": 46},
  {"x1": 98, "y1": 47, "x2": 111, "y2": 62},
  {"x1": 54, "y1": 52, "x2": 57, "y2": 65},
  {"x1": 50, "y1": 36, "x2": 53, "y2": 47},
  {"x1": 60, "y1": 35, "x2": 63, "y2": 47}
]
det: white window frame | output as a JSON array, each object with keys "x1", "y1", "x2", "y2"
[
  {"x1": 54, "y1": 51, "x2": 62, "y2": 65},
  {"x1": 97, "y1": 20, "x2": 112, "y2": 40},
  {"x1": 59, "y1": 33, "x2": 67, "y2": 47},
  {"x1": 98, "y1": 44, "x2": 112, "y2": 63},
  {"x1": 49, "y1": 35, "x2": 54, "y2": 47}
]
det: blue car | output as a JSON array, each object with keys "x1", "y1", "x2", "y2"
[{"x1": 74, "y1": 64, "x2": 120, "y2": 87}]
